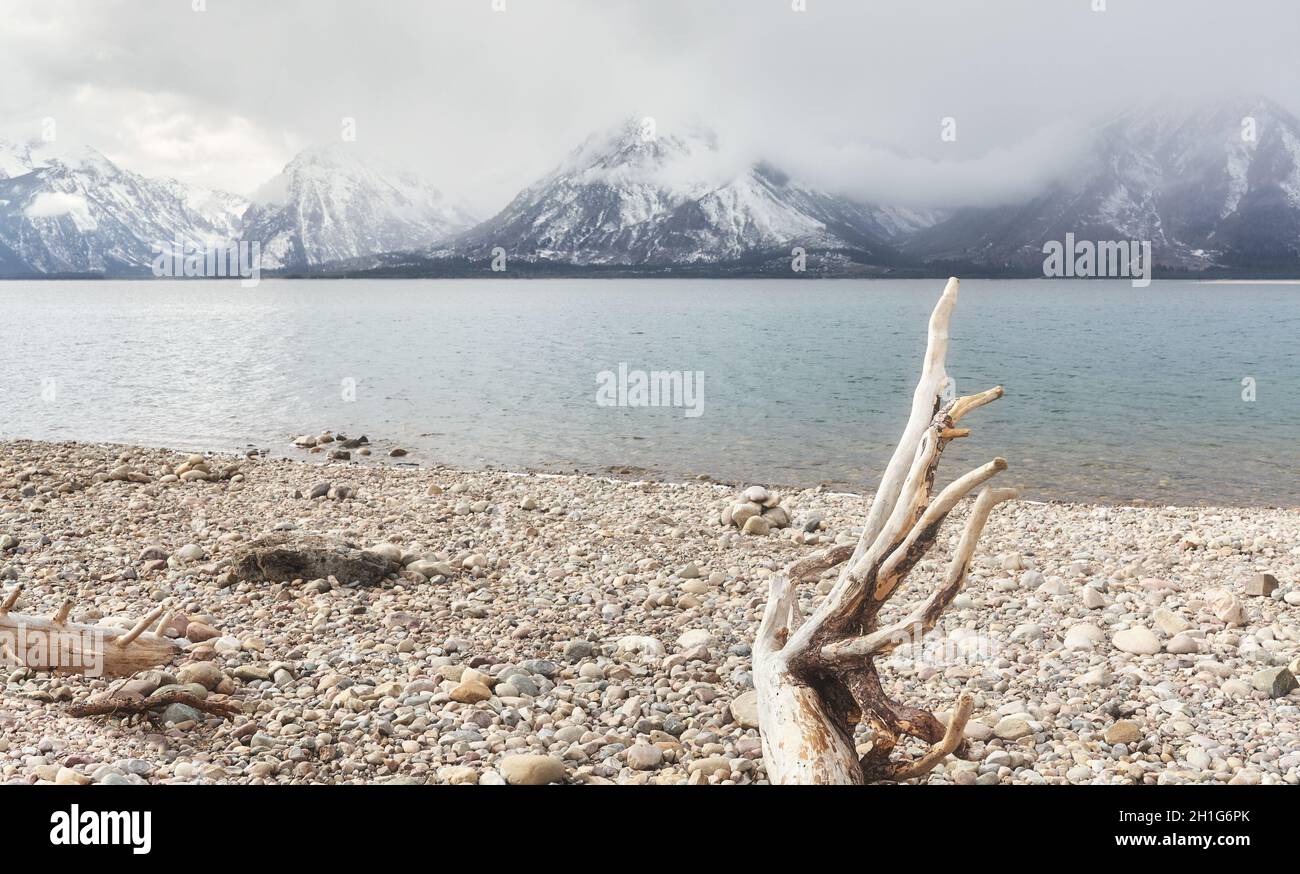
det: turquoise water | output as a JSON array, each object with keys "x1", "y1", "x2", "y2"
[{"x1": 1, "y1": 278, "x2": 1296, "y2": 505}]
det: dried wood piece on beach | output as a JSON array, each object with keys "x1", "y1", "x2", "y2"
[
  {"x1": 0, "y1": 589, "x2": 179, "y2": 677},
  {"x1": 753, "y1": 277, "x2": 1018, "y2": 784},
  {"x1": 67, "y1": 690, "x2": 243, "y2": 721},
  {"x1": 228, "y1": 533, "x2": 400, "y2": 585}
]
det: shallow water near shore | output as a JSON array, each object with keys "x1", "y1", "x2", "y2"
[{"x1": 1, "y1": 277, "x2": 1297, "y2": 505}]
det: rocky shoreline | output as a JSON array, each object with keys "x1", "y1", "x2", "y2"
[{"x1": 1, "y1": 439, "x2": 1297, "y2": 785}]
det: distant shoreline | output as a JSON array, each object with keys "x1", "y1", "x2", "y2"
[
  {"x1": 2, "y1": 438, "x2": 1295, "y2": 510},
  {"x1": 5, "y1": 272, "x2": 1300, "y2": 282},
  {"x1": 1197, "y1": 279, "x2": 1300, "y2": 284}
]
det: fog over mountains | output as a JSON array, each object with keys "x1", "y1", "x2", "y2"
[
  {"x1": 904, "y1": 98, "x2": 1300, "y2": 273},
  {"x1": 427, "y1": 120, "x2": 939, "y2": 271},
  {"x1": 2, "y1": 97, "x2": 1299, "y2": 278}
]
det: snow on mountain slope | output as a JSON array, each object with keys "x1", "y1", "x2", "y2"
[
  {"x1": 439, "y1": 119, "x2": 910, "y2": 267},
  {"x1": 239, "y1": 144, "x2": 476, "y2": 269},
  {"x1": 0, "y1": 142, "x2": 472, "y2": 276},
  {"x1": 0, "y1": 146, "x2": 248, "y2": 275},
  {"x1": 5, "y1": 97, "x2": 1298, "y2": 277},
  {"x1": 905, "y1": 97, "x2": 1300, "y2": 271}
]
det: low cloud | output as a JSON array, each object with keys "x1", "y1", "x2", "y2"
[
  {"x1": 25, "y1": 191, "x2": 96, "y2": 229},
  {"x1": 776, "y1": 121, "x2": 1094, "y2": 209},
  {"x1": 0, "y1": 0, "x2": 1296, "y2": 215}
]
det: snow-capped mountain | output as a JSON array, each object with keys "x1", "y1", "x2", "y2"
[
  {"x1": 0, "y1": 146, "x2": 248, "y2": 276},
  {"x1": 5, "y1": 98, "x2": 1300, "y2": 278},
  {"x1": 905, "y1": 97, "x2": 1300, "y2": 271},
  {"x1": 436, "y1": 119, "x2": 921, "y2": 268},
  {"x1": 0, "y1": 143, "x2": 474, "y2": 276},
  {"x1": 240, "y1": 144, "x2": 476, "y2": 270}
]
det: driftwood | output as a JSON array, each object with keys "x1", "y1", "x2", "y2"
[
  {"x1": 754, "y1": 277, "x2": 1017, "y2": 784},
  {"x1": 229, "y1": 533, "x2": 398, "y2": 585},
  {"x1": 67, "y1": 690, "x2": 242, "y2": 721},
  {"x1": 0, "y1": 586, "x2": 179, "y2": 677}
]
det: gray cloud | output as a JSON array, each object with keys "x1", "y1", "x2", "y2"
[{"x1": 2, "y1": 0, "x2": 1296, "y2": 213}]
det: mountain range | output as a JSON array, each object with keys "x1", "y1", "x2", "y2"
[
  {"x1": 3, "y1": 96, "x2": 1299, "y2": 278},
  {"x1": 0, "y1": 141, "x2": 476, "y2": 276},
  {"x1": 0, "y1": 144, "x2": 245, "y2": 276},
  {"x1": 428, "y1": 120, "x2": 939, "y2": 270},
  {"x1": 240, "y1": 144, "x2": 476, "y2": 270},
  {"x1": 904, "y1": 98, "x2": 1300, "y2": 273}
]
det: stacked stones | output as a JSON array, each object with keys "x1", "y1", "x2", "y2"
[{"x1": 720, "y1": 485, "x2": 792, "y2": 536}]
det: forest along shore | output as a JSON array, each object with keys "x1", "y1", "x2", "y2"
[{"x1": 1, "y1": 439, "x2": 1298, "y2": 785}]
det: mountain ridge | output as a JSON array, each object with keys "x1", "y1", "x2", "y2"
[
  {"x1": 240, "y1": 143, "x2": 476, "y2": 269},
  {"x1": 4, "y1": 98, "x2": 1300, "y2": 278},
  {"x1": 429, "y1": 118, "x2": 931, "y2": 271},
  {"x1": 0, "y1": 143, "x2": 473, "y2": 276},
  {"x1": 903, "y1": 97, "x2": 1300, "y2": 272}
]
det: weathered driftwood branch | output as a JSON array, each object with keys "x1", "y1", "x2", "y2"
[
  {"x1": 67, "y1": 690, "x2": 242, "y2": 721},
  {"x1": 754, "y1": 277, "x2": 1018, "y2": 784},
  {"x1": 0, "y1": 586, "x2": 179, "y2": 677}
]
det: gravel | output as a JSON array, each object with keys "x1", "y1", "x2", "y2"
[{"x1": 0, "y1": 438, "x2": 1297, "y2": 785}]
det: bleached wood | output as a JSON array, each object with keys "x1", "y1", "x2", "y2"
[
  {"x1": 0, "y1": 584, "x2": 22, "y2": 614},
  {"x1": 823, "y1": 486, "x2": 1019, "y2": 663},
  {"x1": 888, "y1": 692, "x2": 974, "y2": 781},
  {"x1": 872, "y1": 457, "x2": 1008, "y2": 601},
  {"x1": 118, "y1": 605, "x2": 166, "y2": 647},
  {"x1": 755, "y1": 647, "x2": 866, "y2": 785},
  {"x1": 849, "y1": 276, "x2": 959, "y2": 567},
  {"x1": 753, "y1": 277, "x2": 1017, "y2": 784},
  {"x1": 0, "y1": 597, "x2": 178, "y2": 677}
]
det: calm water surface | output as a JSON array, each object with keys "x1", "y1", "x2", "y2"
[{"x1": 1, "y1": 278, "x2": 1297, "y2": 505}]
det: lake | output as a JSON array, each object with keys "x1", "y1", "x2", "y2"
[{"x1": 1, "y1": 278, "x2": 1297, "y2": 505}]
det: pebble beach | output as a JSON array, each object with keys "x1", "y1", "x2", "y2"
[{"x1": 1, "y1": 438, "x2": 1298, "y2": 786}]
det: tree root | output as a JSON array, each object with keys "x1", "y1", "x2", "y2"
[
  {"x1": 754, "y1": 277, "x2": 1017, "y2": 784},
  {"x1": 67, "y1": 690, "x2": 243, "y2": 722}
]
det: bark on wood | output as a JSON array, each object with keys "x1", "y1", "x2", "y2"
[
  {"x1": 0, "y1": 588, "x2": 179, "y2": 677},
  {"x1": 67, "y1": 690, "x2": 242, "y2": 721},
  {"x1": 754, "y1": 277, "x2": 1018, "y2": 784}
]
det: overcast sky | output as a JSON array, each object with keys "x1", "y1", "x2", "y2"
[{"x1": 2, "y1": 0, "x2": 1297, "y2": 214}]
